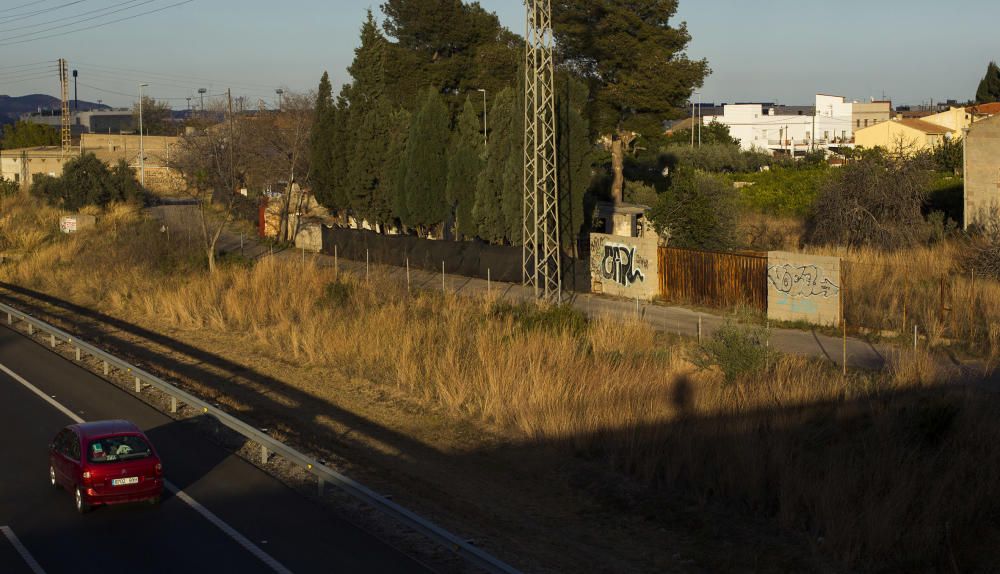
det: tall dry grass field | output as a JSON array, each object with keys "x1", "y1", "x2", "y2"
[
  {"x1": 810, "y1": 243, "x2": 1000, "y2": 359},
  {"x1": 3, "y1": 192, "x2": 1000, "y2": 569}
]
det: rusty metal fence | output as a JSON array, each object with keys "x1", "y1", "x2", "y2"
[{"x1": 658, "y1": 247, "x2": 769, "y2": 311}]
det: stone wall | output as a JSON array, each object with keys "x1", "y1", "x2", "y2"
[
  {"x1": 767, "y1": 251, "x2": 841, "y2": 326},
  {"x1": 589, "y1": 233, "x2": 659, "y2": 301}
]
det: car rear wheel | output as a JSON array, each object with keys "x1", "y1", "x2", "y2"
[
  {"x1": 49, "y1": 466, "x2": 60, "y2": 490},
  {"x1": 74, "y1": 487, "x2": 90, "y2": 514}
]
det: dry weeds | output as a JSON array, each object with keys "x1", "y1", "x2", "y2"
[{"x1": 3, "y1": 193, "x2": 999, "y2": 570}]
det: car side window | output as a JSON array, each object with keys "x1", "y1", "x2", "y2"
[
  {"x1": 53, "y1": 430, "x2": 69, "y2": 455},
  {"x1": 67, "y1": 432, "x2": 81, "y2": 461}
]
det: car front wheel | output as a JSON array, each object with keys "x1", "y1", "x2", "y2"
[
  {"x1": 49, "y1": 466, "x2": 60, "y2": 490},
  {"x1": 74, "y1": 487, "x2": 90, "y2": 514}
]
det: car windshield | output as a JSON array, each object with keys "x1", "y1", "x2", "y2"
[{"x1": 87, "y1": 435, "x2": 152, "y2": 463}]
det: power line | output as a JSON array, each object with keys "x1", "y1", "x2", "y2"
[
  {"x1": 74, "y1": 60, "x2": 280, "y2": 91},
  {"x1": 0, "y1": 0, "x2": 150, "y2": 35},
  {"x1": 0, "y1": 0, "x2": 161, "y2": 42},
  {"x1": 0, "y1": 1, "x2": 54, "y2": 15},
  {"x1": 0, "y1": 0, "x2": 87, "y2": 25},
  {"x1": 0, "y1": 0, "x2": 194, "y2": 46},
  {"x1": 0, "y1": 59, "x2": 54, "y2": 70}
]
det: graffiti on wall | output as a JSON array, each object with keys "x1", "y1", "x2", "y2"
[
  {"x1": 601, "y1": 243, "x2": 647, "y2": 286},
  {"x1": 767, "y1": 263, "x2": 840, "y2": 299}
]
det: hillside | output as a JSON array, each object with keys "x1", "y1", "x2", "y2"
[{"x1": 0, "y1": 94, "x2": 108, "y2": 124}]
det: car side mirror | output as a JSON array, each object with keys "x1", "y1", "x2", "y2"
[{"x1": 48, "y1": 443, "x2": 54, "y2": 451}]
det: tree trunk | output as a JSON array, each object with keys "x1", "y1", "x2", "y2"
[{"x1": 611, "y1": 137, "x2": 624, "y2": 204}]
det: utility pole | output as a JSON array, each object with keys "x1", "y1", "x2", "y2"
[
  {"x1": 275, "y1": 88, "x2": 284, "y2": 112},
  {"x1": 812, "y1": 109, "x2": 816, "y2": 152},
  {"x1": 58, "y1": 59, "x2": 71, "y2": 157},
  {"x1": 523, "y1": 0, "x2": 561, "y2": 304},
  {"x1": 477, "y1": 88, "x2": 488, "y2": 146},
  {"x1": 72, "y1": 69, "x2": 78, "y2": 112},
  {"x1": 198, "y1": 87, "x2": 207, "y2": 114},
  {"x1": 690, "y1": 98, "x2": 695, "y2": 148},
  {"x1": 697, "y1": 91, "x2": 702, "y2": 147},
  {"x1": 227, "y1": 89, "x2": 235, "y2": 193},
  {"x1": 139, "y1": 83, "x2": 148, "y2": 188}
]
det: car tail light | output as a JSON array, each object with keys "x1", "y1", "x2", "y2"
[{"x1": 155, "y1": 463, "x2": 162, "y2": 476}]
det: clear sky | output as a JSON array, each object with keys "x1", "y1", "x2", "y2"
[{"x1": 1, "y1": 0, "x2": 997, "y2": 110}]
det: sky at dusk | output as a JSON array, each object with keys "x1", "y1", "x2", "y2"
[{"x1": 1, "y1": 0, "x2": 998, "y2": 110}]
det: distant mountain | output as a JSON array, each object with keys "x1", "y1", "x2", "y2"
[{"x1": 0, "y1": 94, "x2": 110, "y2": 125}]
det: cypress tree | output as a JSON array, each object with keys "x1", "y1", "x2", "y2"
[
  {"x1": 557, "y1": 75, "x2": 595, "y2": 251},
  {"x1": 446, "y1": 97, "x2": 485, "y2": 239},
  {"x1": 347, "y1": 99, "x2": 395, "y2": 230},
  {"x1": 329, "y1": 86, "x2": 354, "y2": 212},
  {"x1": 402, "y1": 88, "x2": 451, "y2": 234},
  {"x1": 385, "y1": 107, "x2": 412, "y2": 227},
  {"x1": 474, "y1": 87, "x2": 520, "y2": 244},
  {"x1": 976, "y1": 61, "x2": 1000, "y2": 104},
  {"x1": 309, "y1": 72, "x2": 337, "y2": 209}
]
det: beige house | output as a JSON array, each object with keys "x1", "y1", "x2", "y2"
[
  {"x1": 964, "y1": 113, "x2": 1000, "y2": 228},
  {"x1": 854, "y1": 118, "x2": 952, "y2": 153},
  {"x1": 0, "y1": 147, "x2": 73, "y2": 188},
  {"x1": 0, "y1": 134, "x2": 183, "y2": 194},
  {"x1": 851, "y1": 101, "x2": 892, "y2": 131},
  {"x1": 920, "y1": 107, "x2": 974, "y2": 133}
]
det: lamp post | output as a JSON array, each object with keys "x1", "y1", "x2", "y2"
[
  {"x1": 476, "y1": 88, "x2": 487, "y2": 146},
  {"x1": 138, "y1": 83, "x2": 148, "y2": 188},
  {"x1": 198, "y1": 87, "x2": 207, "y2": 114},
  {"x1": 276, "y1": 88, "x2": 284, "y2": 112}
]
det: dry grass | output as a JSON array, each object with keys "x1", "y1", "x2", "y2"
[
  {"x1": 4, "y1": 193, "x2": 1000, "y2": 570},
  {"x1": 807, "y1": 242, "x2": 1000, "y2": 358}
]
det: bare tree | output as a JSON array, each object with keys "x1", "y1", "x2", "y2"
[
  {"x1": 241, "y1": 92, "x2": 314, "y2": 243},
  {"x1": 169, "y1": 94, "x2": 248, "y2": 273}
]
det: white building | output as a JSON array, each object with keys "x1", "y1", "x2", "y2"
[{"x1": 703, "y1": 94, "x2": 858, "y2": 155}]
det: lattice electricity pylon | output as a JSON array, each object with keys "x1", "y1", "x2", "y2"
[
  {"x1": 59, "y1": 59, "x2": 71, "y2": 156},
  {"x1": 522, "y1": 0, "x2": 561, "y2": 304}
]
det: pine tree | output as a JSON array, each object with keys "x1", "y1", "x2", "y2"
[
  {"x1": 446, "y1": 98, "x2": 485, "y2": 239},
  {"x1": 309, "y1": 72, "x2": 337, "y2": 209},
  {"x1": 976, "y1": 61, "x2": 1000, "y2": 104},
  {"x1": 402, "y1": 88, "x2": 451, "y2": 234}
]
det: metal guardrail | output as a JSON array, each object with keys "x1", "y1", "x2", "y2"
[{"x1": 0, "y1": 301, "x2": 520, "y2": 574}]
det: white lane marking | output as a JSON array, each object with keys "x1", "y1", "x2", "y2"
[
  {"x1": 0, "y1": 362, "x2": 294, "y2": 574},
  {"x1": 0, "y1": 364, "x2": 83, "y2": 424},
  {"x1": 166, "y1": 482, "x2": 293, "y2": 574},
  {"x1": 1, "y1": 526, "x2": 47, "y2": 574}
]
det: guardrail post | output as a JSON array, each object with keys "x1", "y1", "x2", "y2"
[
  {"x1": 74, "y1": 347, "x2": 81, "y2": 361},
  {"x1": 50, "y1": 333, "x2": 56, "y2": 348},
  {"x1": 135, "y1": 377, "x2": 141, "y2": 393},
  {"x1": 28, "y1": 323, "x2": 33, "y2": 335},
  {"x1": 5, "y1": 312, "x2": 10, "y2": 325},
  {"x1": 170, "y1": 397, "x2": 178, "y2": 413},
  {"x1": 102, "y1": 361, "x2": 109, "y2": 376},
  {"x1": 261, "y1": 445, "x2": 269, "y2": 464}
]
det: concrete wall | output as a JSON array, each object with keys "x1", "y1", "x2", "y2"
[
  {"x1": 767, "y1": 251, "x2": 841, "y2": 326},
  {"x1": 589, "y1": 233, "x2": 659, "y2": 301},
  {"x1": 964, "y1": 113, "x2": 1000, "y2": 227},
  {"x1": 854, "y1": 121, "x2": 943, "y2": 153}
]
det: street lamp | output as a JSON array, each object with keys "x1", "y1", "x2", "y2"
[
  {"x1": 138, "y1": 83, "x2": 148, "y2": 188},
  {"x1": 198, "y1": 87, "x2": 207, "y2": 113},
  {"x1": 476, "y1": 88, "x2": 487, "y2": 146},
  {"x1": 276, "y1": 88, "x2": 284, "y2": 112}
]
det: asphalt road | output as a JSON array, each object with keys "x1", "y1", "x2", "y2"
[{"x1": 0, "y1": 324, "x2": 433, "y2": 574}]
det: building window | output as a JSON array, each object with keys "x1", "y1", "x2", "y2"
[
  {"x1": 864, "y1": 119, "x2": 869, "y2": 127},
  {"x1": 857, "y1": 119, "x2": 861, "y2": 128}
]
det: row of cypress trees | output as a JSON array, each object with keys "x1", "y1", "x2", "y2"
[{"x1": 308, "y1": 11, "x2": 593, "y2": 247}]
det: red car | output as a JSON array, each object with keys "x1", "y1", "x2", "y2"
[{"x1": 49, "y1": 420, "x2": 164, "y2": 513}]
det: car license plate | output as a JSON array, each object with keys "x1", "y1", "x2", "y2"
[{"x1": 111, "y1": 477, "x2": 139, "y2": 486}]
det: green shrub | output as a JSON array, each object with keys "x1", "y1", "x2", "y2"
[
  {"x1": 489, "y1": 301, "x2": 589, "y2": 337},
  {"x1": 731, "y1": 166, "x2": 831, "y2": 217},
  {"x1": 320, "y1": 281, "x2": 354, "y2": 308},
  {"x1": 693, "y1": 318, "x2": 772, "y2": 385},
  {"x1": 649, "y1": 167, "x2": 740, "y2": 251},
  {"x1": 662, "y1": 143, "x2": 772, "y2": 173},
  {"x1": 0, "y1": 178, "x2": 18, "y2": 197}
]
